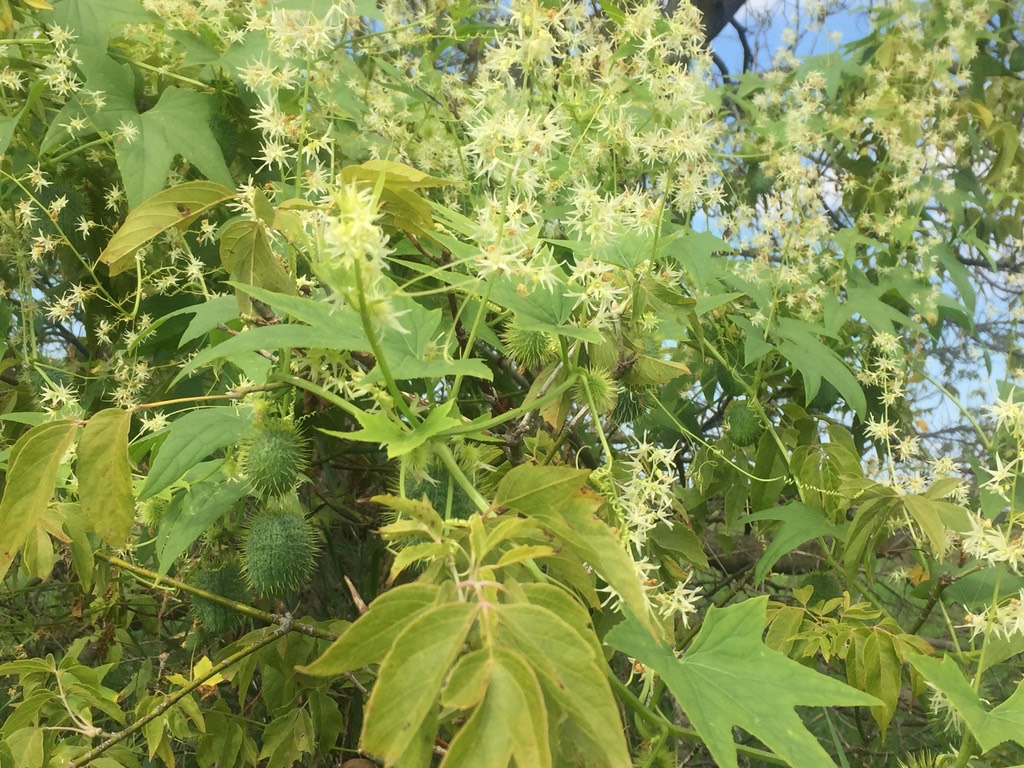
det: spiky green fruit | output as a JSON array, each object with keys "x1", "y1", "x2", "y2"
[
  {"x1": 138, "y1": 497, "x2": 168, "y2": 529},
  {"x1": 726, "y1": 402, "x2": 763, "y2": 447},
  {"x1": 240, "y1": 419, "x2": 308, "y2": 497},
  {"x1": 502, "y1": 324, "x2": 555, "y2": 369},
  {"x1": 406, "y1": 475, "x2": 476, "y2": 520},
  {"x1": 573, "y1": 367, "x2": 619, "y2": 414},
  {"x1": 243, "y1": 496, "x2": 318, "y2": 597},
  {"x1": 612, "y1": 385, "x2": 654, "y2": 424},
  {"x1": 800, "y1": 572, "x2": 842, "y2": 606},
  {"x1": 190, "y1": 562, "x2": 249, "y2": 634},
  {"x1": 208, "y1": 113, "x2": 241, "y2": 159}
]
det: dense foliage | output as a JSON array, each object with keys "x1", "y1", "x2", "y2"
[{"x1": 1, "y1": 0, "x2": 1023, "y2": 766}]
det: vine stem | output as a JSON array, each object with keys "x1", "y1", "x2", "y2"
[
  {"x1": 68, "y1": 621, "x2": 293, "y2": 767},
  {"x1": 95, "y1": 551, "x2": 369, "y2": 694},
  {"x1": 94, "y1": 552, "x2": 339, "y2": 643},
  {"x1": 129, "y1": 383, "x2": 284, "y2": 412},
  {"x1": 352, "y1": 260, "x2": 418, "y2": 424}
]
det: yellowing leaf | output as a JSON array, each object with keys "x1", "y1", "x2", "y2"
[
  {"x1": 78, "y1": 408, "x2": 134, "y2": 546},
  {"x1": 100, "y1": 181, "x2": 234, "y2": 276},
  {"x1": 495, "y1": 464, "x2": 658, "y2": 635},
  {"x1": 297, "y1": 583, "x2": 442, "y2": 679},
  {"x1": 0, "y1": 421, "x2": 77, "y2": 581},
  {"x1": 362, "y1": 602, "x2": 478, "y2": 762},
  {"x1": 440, "y1": 648, "x2": 551, "y2": 768},
  {"x1": 496, "y1": 603, "x2": 630, "y2": 768}
]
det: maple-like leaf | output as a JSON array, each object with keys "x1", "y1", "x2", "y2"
[
  {"x1": 606, "y1": 596, "x2": 879, "y2": 768},
  {"x1": 41, "y1": 48, "x2": 232, "y2": 207},
  {"x1": 910, "y1": 655, "x2": 1024, "y2": 752}
]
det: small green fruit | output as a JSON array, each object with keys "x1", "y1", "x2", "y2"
[
  {"x1": 612, "y1": 385, "x2": 654, "y2": 424},
  {"x1": 573, "y1": 367, "x2": 619, "y2": 414},
  {"x1": 726, "y1": 402, "x2": 763, "y2": 447},
  {"x1": 243, "y1": 495, "x2": 318, "y2": 597},
  {"x1": 502, "y1": 324, "x2": 555, "y2": 369},
  {"x1": 406, "y1": 475, "x2": 476, "y2": 520},
  {"x1": 138, "y1": 497, "x2": 168, "y2": 529},
  {"x1": 190, "y1": 562, "x2": 249, "y2": 634},
  {"x1": 800, "y1": 572, "x2": 842, "y2": 605},
  {"x1": 208, "y1": 113, "x2": 241, "y2": 159},
  {"x1": 240, "y1": 419, "x2": 308, "y2": 497}
]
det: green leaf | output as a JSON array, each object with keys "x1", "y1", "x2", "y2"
[
  {"x1": 220, "y1": 221, "x2": 296, "y2": 313},
  {"x1": 100, "y1": 181, "x2": 234, "y2": 276},
  {"x1": 0, "y1": 80, "x2": 45, "y2": 157},
  {"x1": 0, "y1": 421, "x2": 77, "y2": 580},
  {"x1": 77, "y1": 409, "x2": 134, "y2": 546},
  {"x1": 5, "y1": 728, "x2": 43, "y2": 768},
  {"x1": 910, "y1": 655, "x2": 1024, "y2": 752},
  {"x1": 515, "y1": 583, "x2": 604, "y2": 659},
  {"x1": 746, "y1": 503, "x2": 843, "y2": 582},
  {"x1": 155, "y1": 472, "x2": 247, "y2": 576},
  {"x1": 42, "y1": 0, "x2": 154, "y2": 47},
  {"x1": 495, "y1": 465, "x2": 657, "y2": 635},
  {"x1": 374, "y1": 293, "x2": 494, "y2": 382},
  {"x1": 494, "y1": 464, "x2": 590, "y2": 514},
  {"x1": 140, "y1": 409, "x2": 249, "y2": 499},
  {"x1": 495, "y1": 603, "x2": 630, "y2": 768},
  {"x1": 323, "y1": 401, "x2": 462, "y2": 458},
  {"x1": 258, "y1": 709, "x2": 313, "y2": 768},
  {"x1": 114, "y1": 87, "x2": 235, "y2": 208},
  {"x1": 606, "y1": 597, "x2": 879, "y2": 768},
  {"x1": 440, "y1": 648, "x2": 551, "y2": 768},
  {"x1": 41, "y1": 47, "x2": 137, "y2": 154},
  {"x1": 902, "y1": 494, "x2": 971, "y2": 558},
  {"x1": 772, "y1": 321, "x2": 866, "y2": 416},
  {"x1": 172, "y1": 324, "x2": 370, "y2": 386},
  {"x1": 297, "y1": 583, "x2": 442, "y2": 677},
  {"x1": 370, "y1": 495, "x2": 444, "y2": 538},
  {"x1": 361, "y1": 602, "x2": 478, "y2": 762}
]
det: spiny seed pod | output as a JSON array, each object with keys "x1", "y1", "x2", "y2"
[
  {"x1": 800, "y1": 572, "x2": 842, "y2": 605},
  {"x1": 406, "y1": 475, "x2": 476, "y2": 520},
  {"x1": 240, "y1": 419, "x2": 308, "y2": 497},
  {"x1": 138, "y1": 497, "x2": 168, "y2": 529},
  {"x1": 243, "y1": 495, "x2": 318, "y2": 597},
  {"x1": 573, "y1": 367, "x2": 619, "y2": 414},
  {"x1": 501, "y1": 324, "x2": 555, "y2": 369},
  {"x1": 208, "y1": 113, "x2": 241, "y2": 159},
  {"x1": 612, "y1": 385, "x2": 654, "y2": 424},
  {"x1": 726, "y1": 402, "x2": 763, "y2": 447},
  {"x1": 190, "y1": 562, "x2": 249, "y2": 634}
]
